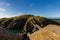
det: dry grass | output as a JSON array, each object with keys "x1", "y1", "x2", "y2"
[
  {"x1": 44, "y1": 24, "x2": 60, "y2": 35},
  {"x1": 28, "y1": 25, "x2": 60, "y2": 40}
]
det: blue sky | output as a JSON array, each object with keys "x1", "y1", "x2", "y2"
[{"x1": 0, "y1": 0, "x2": 60, "y2": 18}]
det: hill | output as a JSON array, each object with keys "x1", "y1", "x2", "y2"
[
  {"x1": 0, "y1": 15, "x2": 60, "y2": 33},
  {"x1": 0, "y1": 15, "x2": 60, "y2": 40}
]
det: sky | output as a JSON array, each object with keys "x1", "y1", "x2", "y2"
[{"x1": 0, "y1": 0, "x2": 60, "y2": 18}]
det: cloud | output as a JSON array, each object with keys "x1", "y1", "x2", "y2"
[
  {"x1": 0, "y1": 2, "x2": 11, "y2": 6},
  {"x1": 18, "y1": 12, "x2": 29, "y2": 15},
  {"x1": 0, "y1": 8, "x2": 6, "y2": 11},
  {"x1": 0, "y1": 13, "x2": 17, "y2": 18},
  {"x1": 6, "y1": 3, "x2": 11, "y2": 6},
  {"x1": 18, "y1": 12, "x2": 27, "y2": 15},
  {"x1": 29, "y1": 3, "x2": 34, "y2": 8},
  {"x1": 0, "y1": 2, "x2": 4, "y2": 5}
]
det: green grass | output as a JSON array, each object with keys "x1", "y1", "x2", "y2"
[
  {"x1": 8, "y1": 30, "x2": 23, "y2": 33},
  {"x1": 54, "y1": 20, "x2": 60, "y2": 22},
  {"x1": 52, "y1": 19, "x2": 60, "y2": 23}
]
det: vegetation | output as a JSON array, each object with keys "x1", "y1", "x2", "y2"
[
  {"x1": 0, "y1": 15, "x2": 60, "y2": 40},
  {"x1": 53, "y1": 19, "x2": 60, "y2": 22},
  {"x1": 0, "y1": 14, "x2": 60, "y2": 33}
]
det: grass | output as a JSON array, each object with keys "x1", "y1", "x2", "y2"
[
  {"x1": 52, "y1": 19, "x2": 60, "y2": 22},
  {"x1": 28, "y1": 29, "x2": 60, "y2": 40},
  {"x1": 8, "y1": 30, "x2": 23, "y2": 33}
]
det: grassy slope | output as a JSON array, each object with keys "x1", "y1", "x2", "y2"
[
  {"x1": 0, "y1": 15, "x2": 60, "y2": 33},
  {"x1": 0, "y1": 15, "x2": 60, "y2": 40}
]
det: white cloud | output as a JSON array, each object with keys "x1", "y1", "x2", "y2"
[
  {"x1": 18, "y1": 12, "x2": 28, "y2": 15},
  {"x1": 0, "y1": 2, "x2": 11, "y2": 6},
  {"x1": 18, "y1": 12, "x2": 25, "y2": 15},
  {"x1": 18, "y1": 12, "x2": 31, "y2": 15},
  {"x1": 0, "y1": 2, "x2": 4, "y2": 5},
  {"x1": 6, "y1": 3, "x2": 11, "y2": 6},
  {"x1": 0, "y1": 8, "x2": 6, "y2": 11},
  {"x1": 0, "y1": 12, "x2": 26, "y2": 18},
  {"x1": 29, "y1": 3, "x2": 34, "y2": 8},
  {"x1": 0, "y1": 13, "x2": 17, "y2": 18}
]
